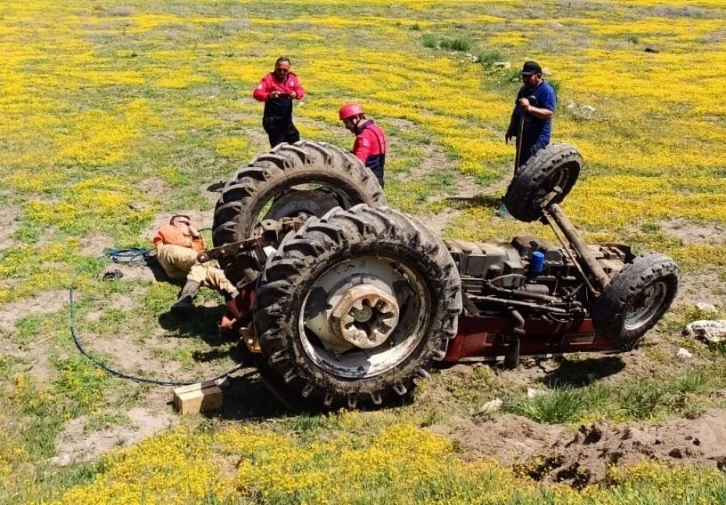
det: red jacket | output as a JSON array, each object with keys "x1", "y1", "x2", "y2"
[
  {"x1": 353, "y1": 120, "x2": 387, "y2": 178},
  {"x1": 252, "y1": 72, "x2": 305, "y2": 102}
]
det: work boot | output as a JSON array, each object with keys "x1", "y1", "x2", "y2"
[
  {"x1": 171, "y1": 280, "x2": 200, "y2": 312},
  {"x1": 496, "y1": 200, "x2": 512, "y2": 219}
]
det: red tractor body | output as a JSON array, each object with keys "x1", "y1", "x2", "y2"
[{"x1": 206, "y1": 141, "x2": 679, "y2": 409}]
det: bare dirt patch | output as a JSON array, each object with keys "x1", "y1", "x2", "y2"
[
  {"x1": 26, "y1": 341, "x2": 54, "y2": 384},
  {"x1": 80, "y1": 233, "x2": 115, "y2": 258},
  {"x1": 397, "y1": 144, "x2": 481, "y2": 233},
  {"x1": 105, "y1": 262, "x2": 162, "y2": 283},
  {"x1": 80, "y1": 332, "x2": 182, "y2": 377},
  {"x1": 0, "y1": 204, "x2": 20, "y2": 250},
  {"x1": 675, "y1": 270, "x2": 726, "y2": 309},
  {"x1": 137, "y1": 177, "x2": 171, "y2": 199},
  {"x1": 660, "y1": 219, "x2": 726, "y2": 244},
  {"x1": 452, "y1": 409, "x2": 726, "y2": 486},
  {"x1": 51, "y1": 407, "x2": 176, "y2": 466},
  {"x1": 425, "y1": 207, "x2": 463, "y2": 237},
  {"x1": 0, "y1": 290, "x2": 68, "y2": 333},
  {"x1": 85, "y1": 294, "x2": 136, "y2": 323},
  {"x1": 385, "y1": 118, "x2": 417, "y2": 129}
]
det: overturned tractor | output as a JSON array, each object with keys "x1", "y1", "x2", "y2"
[{"x1": 203, "y1": 141, "x2": 679, "y2": 409}]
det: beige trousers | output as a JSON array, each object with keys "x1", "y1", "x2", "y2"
[{"x1": 155, "y1": 244, "x2": 236, "y2": 296}]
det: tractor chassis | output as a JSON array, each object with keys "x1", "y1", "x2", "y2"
[{"x1": 201, "y1": 188, "x2": 626, "y2": 367}]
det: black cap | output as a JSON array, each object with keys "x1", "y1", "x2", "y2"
[{"x1": 521, "y1": 61, "x2": 542, "y2": 76}]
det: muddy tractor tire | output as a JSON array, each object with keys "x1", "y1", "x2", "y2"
[
  {"x1": 212, "y1": 141, "x2": 386, "y2": 287},
  {"x1": 253, "y1": 204, "x2": 462, "y2": 409},
  {"x1": 591, "y1": 254, "x2": 679, "y2": 350},
  {"x1": 504, "y1": 143, "x2": 582, "y2": 222}
]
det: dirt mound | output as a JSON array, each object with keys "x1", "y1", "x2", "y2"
[
  {"x1": 454, "y1": 414, "x2": 564, "y2": 464},
  {"x1": 455, "y1": 410, "x2": 726, "y2": 487}
]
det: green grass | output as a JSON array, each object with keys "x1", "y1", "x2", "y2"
[
  {"x1": 422, "y1": 34, "x2": 472, "y2": 51},
  {"x1": 422, "y1": 33, "x2": 438, "y2": 48},
  {"x1": 478, "y1": 49, "x2": 505, "y2": 69},
  {"x1": 499, "y1": 366, "x2": 726, "y2": 425},
  {"x1": 440, "y1": 37, "x2": 472, "y2": 52},
  {"x1": 509, "y1": 387, "x2": 586, "y2": 424}
]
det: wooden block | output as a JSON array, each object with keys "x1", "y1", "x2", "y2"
[{"x1": 172, "y1": 381, "x2": 223, "y2": 414}]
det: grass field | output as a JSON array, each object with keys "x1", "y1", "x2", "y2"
[{"x1": 2, "y1": 0, "x2": 726, "y2": 503}]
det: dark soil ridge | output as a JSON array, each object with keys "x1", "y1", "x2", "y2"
[{"x1": 449, "y1": 409, "x2": 726, "y2": 488}]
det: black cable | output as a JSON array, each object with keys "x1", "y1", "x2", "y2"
[{"x1": 69, "y1": 286, "x2": 254, "y2": 386}]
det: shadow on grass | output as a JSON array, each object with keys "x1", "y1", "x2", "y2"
[
  {"x1": 446, "y1": 193, "x2": 502, "y2": 210},
  {"x1": 146, "y1": 261, "x2": 171, "y2": 282},
  {"x1": 540, "y1": 356, "x2": 626, "y2": 388},
  {"x1": 158, "y1": 307, "x2": 301, "y2": 419},
  {"x1": 204, "y1": 371, "x2": 293, "y2": 420},
  {"x1": 206, "y1": 181, "x2": 225, "y2": 193},
  {"x1": 159, "y1": 305, "x2": 227, "y2": 340}
]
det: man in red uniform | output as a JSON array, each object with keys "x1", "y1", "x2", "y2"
[
  {"x1": 253, "y1": 57, "x2": 305, "y2": 148},
  {"x1": 339, "y1": 103, "x2": 387, "y2": 188}
]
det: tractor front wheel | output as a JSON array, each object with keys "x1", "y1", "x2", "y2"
[
  {"x1": 253, "y1": 205, "x2": 462, "y2": 409},
  {"x1": 591, "y1": 253, "x2": 679, "y2": 350}
]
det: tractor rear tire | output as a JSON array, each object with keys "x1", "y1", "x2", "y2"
[
  {"x1": 591, "y1": 254, "x2": 679, "y2": 350},
  {"x1": 504, "y1": 143, "x2": 582, "y2": 222},
  {"x1": 253, "y1": 204, "x2": 462, "y2": 409},
  {"x1": 212, "y1": 141, "x2": 386, "y2": 288}
]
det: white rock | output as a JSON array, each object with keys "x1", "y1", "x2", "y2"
[
  {"x1": 676, "y1": 347, "x2": 693, "y2": 359},
  {"x1": 527, "y1": 388, "x2": 548, "y2": 399},
  {"x1": 479, "y1": 398, "x2": 503, "y2": 414},
  {"x1": 494, "y1": 61, "x2": 511, "y2": 69},
  {"x1": 695, "y1": 303, "x2": 718, "y2": 314},
  {"x1": 542, "y1": 67, "x2": 552, "y2": 76},
  {"x1": 49, "y1": 454, "x2": 74, "y2": 467},
  {"x1": 580, "y1": 105, "x2": 596, "y2": 119},
  {"x1": 685, "y1": 320, "x2": 726, "y2": 344}
]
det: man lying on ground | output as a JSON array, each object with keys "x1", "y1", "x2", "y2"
[{"x1": 152, "y1": 215, "x2": 238, "y2": 312}]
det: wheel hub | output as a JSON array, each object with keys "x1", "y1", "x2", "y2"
[
  {"x1": 330, "y1": 285, "x2": 400, "y2": 349},
  {"x1": 300, "y1": 256, "x2": 430, "y2": 379},
  {"x1": 624, "y1": 281, "x2": 667, "y2": 331}
]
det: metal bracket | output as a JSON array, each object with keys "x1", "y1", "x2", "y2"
[
  {"x1": 538, "y1": 188, "x2": 609, "y2": 295},
  {"x1": 240, "y1": 326, "x2": 261, "y2": 354},
  {"x1": 196, "y1": 217, "x2": 305, "y2": 264}
]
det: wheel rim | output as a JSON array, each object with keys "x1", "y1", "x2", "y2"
[
  {"x1": 263, "y1": 187, "x2": 341, "y2": 222},
  {"x1": 299, "y1": 255, "x2": 430, "y2": 379},
  {"x1": 624, "y1": 281, "x2": 668, "y2": 332},
  {"x1": 536, "y1": 163, "x2": 574, "y2": 202}
]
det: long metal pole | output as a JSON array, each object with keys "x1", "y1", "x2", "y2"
[{"x1": 546, "y1": 203, "x2": 611, "y2": 290}]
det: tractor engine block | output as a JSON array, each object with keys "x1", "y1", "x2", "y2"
[{"x1": 446, "y1": 236, "x2": 631, "y2": 318}]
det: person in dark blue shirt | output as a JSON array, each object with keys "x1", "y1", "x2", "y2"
[{"x1": 505, "y1": 61, "x2": 557, "y2": 169}]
